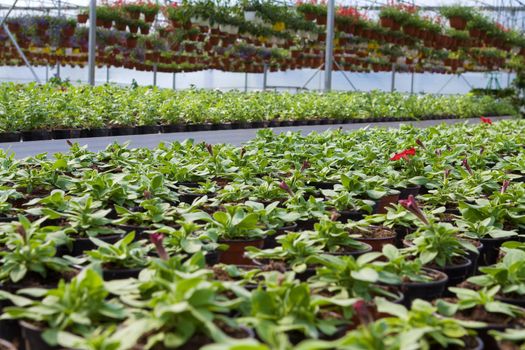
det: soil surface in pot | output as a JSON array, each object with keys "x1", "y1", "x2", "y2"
[
  {"x1": 349, "y1": 226, "x2": 395, "y2": 239},
  {"x1": 443, "y1": 298, "x2": 525, "y2": 327}
]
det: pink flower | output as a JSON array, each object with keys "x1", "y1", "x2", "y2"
[
  {"x1": 353, "y1": 299, "x2": 373, "y2": 325},
  {"x1": 150, "y1": 233, "x2": 168, "y2": 260},
  {"x1": 399, "y1": 195, "x2": 429, "y2": 225},
  {"x1": 301, "y1": 160, "x2": 311, "y2": 172},
  {"x1": 462, "y1": 158, "x2": 473, "y2": 175},
  {"x1": 279, "y1": 180, "x2": 294, "y2": 196},
  {"x1": 501, "y1": 180, "x2": 511, "y2": 194}
]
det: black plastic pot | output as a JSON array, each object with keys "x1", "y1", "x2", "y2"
[
  {"x1": 179, "y1": 193, "x2": 205, "y2": 204},
  {"x1": 296, "y1": 218, "x2": 318, "y2": 230},
  {"x1": 0, "y1": 132, "x2": 21, "y2": 143},
  {"x1": 330, "y1": 242, "x2": 373, "y2": 258},
  {"x1": 394, "y1": 225, "x2": 416, "y2": 248},
  {"x1": 263, "y1": 223, "x2": 298, "y2": 249},
  {"x1": 161, "y1": 124, "x2": 186, "y2": 133},
  {"x1": 52, "y1": 129, "x2": 81, "y2": 140},
  {"x1": 307, "y1": 181, "x2": 337, "y2": 190},
  {"x1": 21, "y1": 130, "x2": 51, "y2": 141},
  {"x1": 336, "y1": 210, "x2": 366, "y2": 223},
  {"x1": 136, "y1": 125, "x2": 160, "y2": 135},
  {"x1": 401, "y1": 268, "x2": 448, "y2": 307},
  {"x1": 205, "y1": 251, "x2": 220, "y2": 266},
  {"x1": 0, "y1": 215, "x2": 17, "y2": 223},
  {"x1": 0, "y1": 299, "x2": 20, "y2": 343},
  {"x1": 102, "y1": 267, "x2": 143, "y2": 280},
  {"x1": 434, "y1": 257, "x2": 472, "y2": 291},
  {"x1": 111, "y1": 126, "x2": 136, "y2": 136},
  {"x1": 80, "y1": 128, "x2": 111, "y2": 138},
  {"x1": 496, "y1": 295, "x2": 525, "y2": 308},
  {"x1": 70, "y1": 234, "x2": 122, "y2": 256},
  {"x1": 20, "y1": 321, "x2": 58, "y2": 350},
  {"x1": 398, "y1": 185, "x2": 421, "y2": 200},
  {"x1": 478, "y1": 237, "x2": 511, "y2": 266}
]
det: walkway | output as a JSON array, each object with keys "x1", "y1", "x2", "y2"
[{"x1": 0, "y1": 116, "x2": 512, "y2": 158}]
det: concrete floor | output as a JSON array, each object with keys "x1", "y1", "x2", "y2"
[{"x1": 0, "y1": 116, "x2": 512, "y2": 159}]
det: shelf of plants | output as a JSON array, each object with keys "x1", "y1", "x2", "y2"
[
  {"x1": 0, "y1": 118, "x2": 524, "y2": 349},
  {"x1": 0, "y1": 82, "x2": 516, "y2": 142},
  {"x1": 1, "y1": 2, "x2": 525, "y2": 74}
]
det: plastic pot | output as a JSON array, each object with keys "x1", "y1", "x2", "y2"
[
  {"x1": 52, "y1": 129, "x2": 81, "y2": 140},
  {"x1": 335, "y1": 210, "x2": 366, "y2": 223},
  {"x1": 21, "y1": 130, "x2": 51, "y2": 141},
  {"x1": 102, "y1": 267, "x2": 143, "y2": 280},
  {"x1": 136, "y1": 125, "x2": 160, "y2": 135},
  {"x1": 374, "y1": 193, "x2": 400, "y2": 214},
  {"x1": 330, "y1": 242, "x2": 373, "y2": 258},
  {"x1": 218, "y1": 237, "x2": 265, "y2": 265},
  {"x1": 0, "y1": 132, "x2": 21, "y2": 143},
  {"x1": 70, "y1": 234, "x2": 122, "y2": 256},
  {"x1": 111, "y1": 126, "x2": 136, "y2": 136},
  {"x1": 0, "y1": 300, "x2": 20, "y2": 343},
  {"x1": 161, "y1": 124, "x2": 186, "y2": 133},
  {"x1": 307, "y1": 181, "x2": 337, "y2": 190},
  {"x1": 20, "y1": 321, "x2": 58, "y2": 350},
  {"x1": 394, "y1": 225, "x2": 416, "y2": 248},
  {"x1": 401, "y1": 268, "x2": 448, "y2": 306},
  {"x1": 263, "y1": 223, "x2": 298, "y2": 249},
  {"x1": 434, "y1": 257, "x2": 472, "y2": 290},
  {"x1": 296, "y1": 218, "x2": 318, "y2": 230},
  {"x1": 80, "y1": 128, "x2": 111, "y2": 138},
  {"x1": 356, "y1": 235, "x2": 397, "y2": 252},
  {"x1": 398, "y1": 185, "x2": 421, "y2": 200},
  {"x1": 478, "y1": 237, "x2": 511, "y2": 266}
]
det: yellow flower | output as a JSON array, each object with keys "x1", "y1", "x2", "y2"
[{"x1": 272, "y1": 22, "x2": 286, "y2": 32}]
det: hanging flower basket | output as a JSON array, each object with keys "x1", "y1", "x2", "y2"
[
  {"x1": 449, "y1": 16, "x2": 467, "y2": 30},
  {"x1": 77, "y1": 14, "x2": 88, "y2": 24}
]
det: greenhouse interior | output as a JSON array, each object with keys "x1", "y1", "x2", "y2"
[{"x1": 1, "y1": 0, "x2": 525, "y2": 349}]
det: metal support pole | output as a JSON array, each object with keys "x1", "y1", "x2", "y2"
[
  {"x1": 324, "y1": 0, "x2": 335, "y2": 92},
  {"x1": 56, "y1": 0, "x2": 61, "y2": 79},
  {"x1": 333, "y1": 60, "x2": 357, "y2": 91},
  {"x1": 45, "y1": 65, "x2": 49, "y2": 83},
  {"x1": 3, "y1": 25, "x2": 41, "y2": 83},
  {"x1": 106, "y1": 66, "x2": 109, "y2": 83},
  {"x1": 0, "y1": 0, "x2": 20, "y2": 28},
  {"x1": 244, "y1": 72, "x2": 248, "y2": 92},
  {"x1": 302, "y1": 63, "x2": 325, "y2": 90},
  {"x1": 507, "y1": 71, "x2": 511, "y2": 87},
  {"x1": 153, "y1": 64, "x2": 157, "y2": 87},
  {"x1": 410, "y1": 71, "x2": 415, "y2": 94},
  {"x1": 172, "y1": 72, "x2": 176, "y2": 90},
  {"x1": 262, "y1": 63, "x2": 268, "y2": 91},
  {"x1": 459, "y1": 74, "x2": 473, "y2": 89},
  {"x1": 390, "y1": 64, "x2": 396, "y2": 92},
  {"x1": 87, "y1": 0, "x2": 96, "y2": 85}
]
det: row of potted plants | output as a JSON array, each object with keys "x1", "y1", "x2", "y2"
[
  {"x1": 0, "y1": 118, "x2": 524, "y2": 348},
  {"x1": 0, "y1": 82, "x2": 516, "y2": 141}
]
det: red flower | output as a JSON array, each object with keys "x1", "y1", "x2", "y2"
[
  {"x1": 480, "y1": 117, "x2": 492, "y2": 125},
  {"x1": 390, "y1": 147, "x2": 416, "y2": 161}
]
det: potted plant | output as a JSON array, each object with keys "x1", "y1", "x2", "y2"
[
  {"x1": 189, "y1": 206, "x2": 267, "y2": 265},
  {"x1": 437, "y1": 286, "x2": 525, "y2": 349},
  {"x1": 440, "y1": 6, "x2": 475, "y2": 31},
  {"x1": 376, "y1": 244, "x2": 448, "y2": 306},
  {"x1": 0, "y1": 268, "x2": 128, "y2": 350}
]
